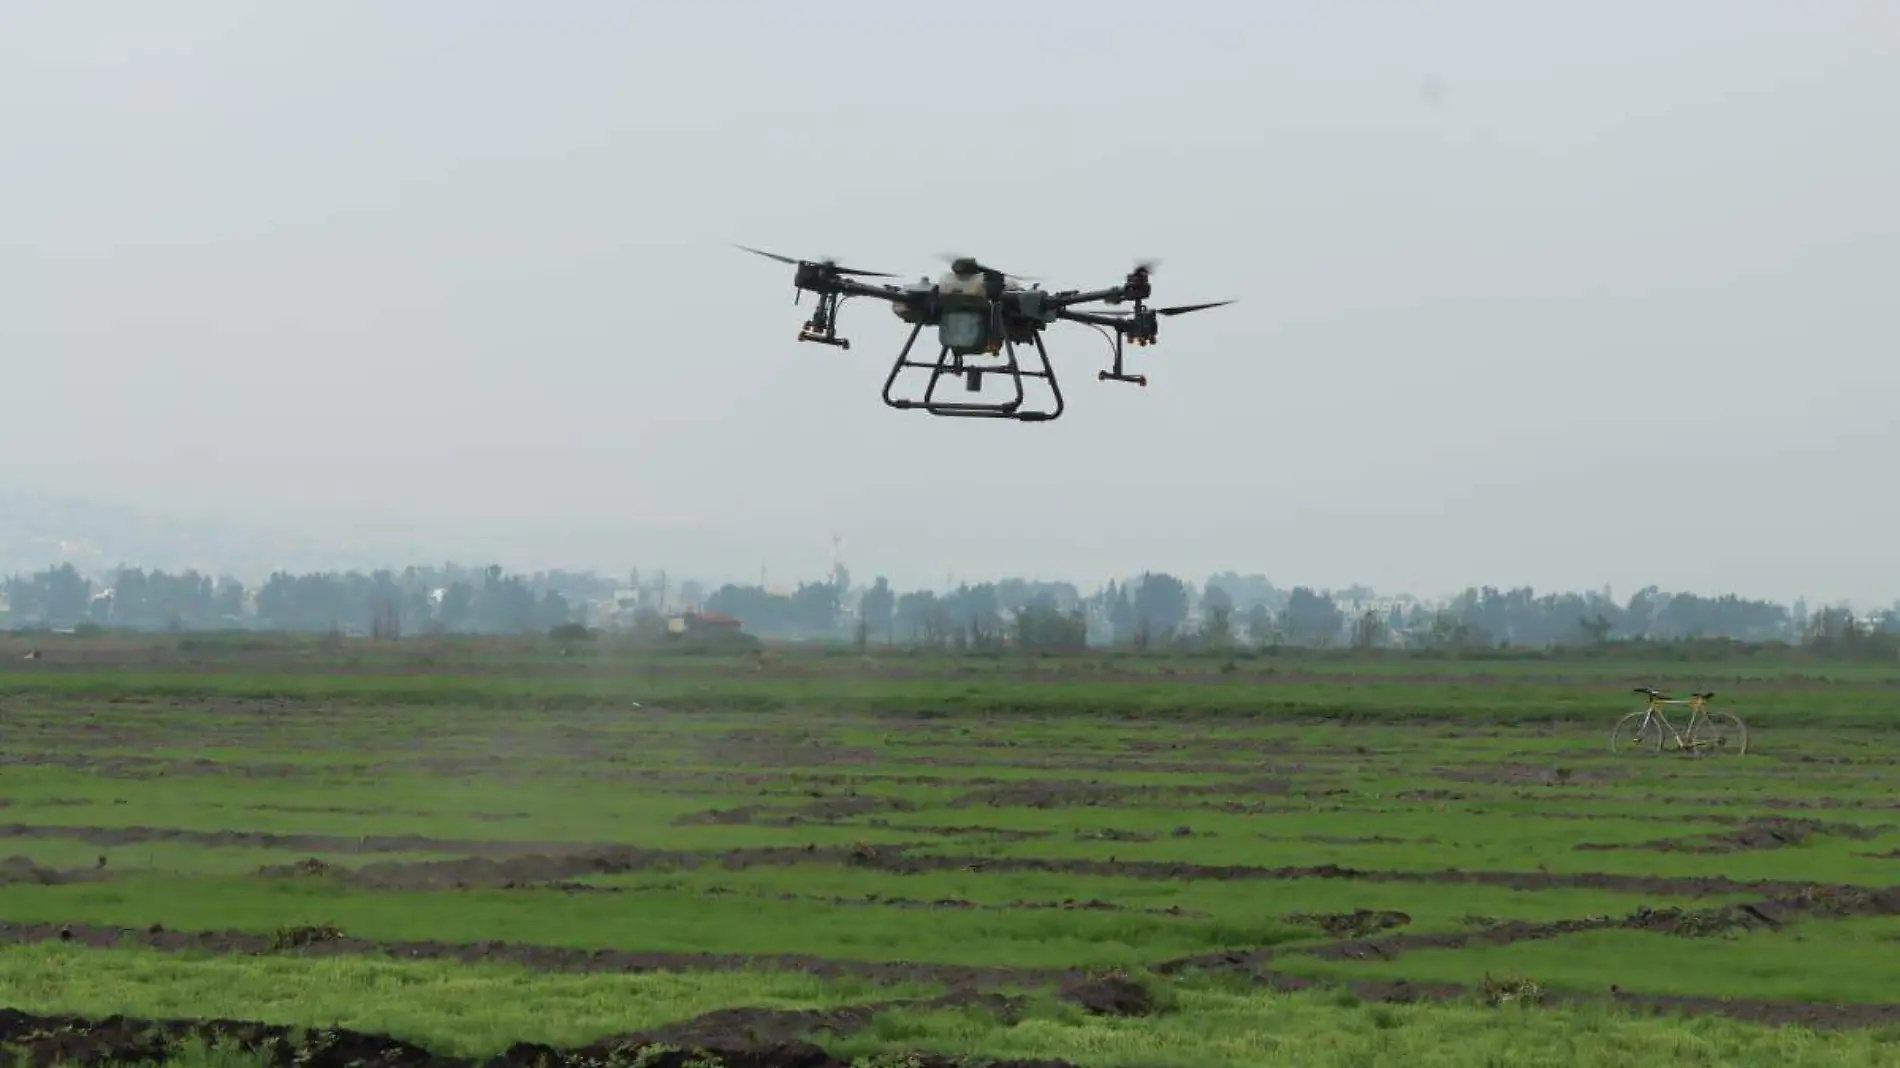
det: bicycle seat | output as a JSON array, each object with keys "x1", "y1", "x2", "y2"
[
  {"x1": 1632, "y1": 687, "x2": 1669, "y2": 699},
  {"x1": 1691, "y1": 691, "x2": 1716, "y2": 701}
]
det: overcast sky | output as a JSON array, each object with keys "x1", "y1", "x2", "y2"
[{"x1": 3, "y1": 1, "x2": 1896, "y2": 604}]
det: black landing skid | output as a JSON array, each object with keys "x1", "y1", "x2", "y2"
[{"x1": 879, "y1": 323, "x2": 1065, "y2": 423}]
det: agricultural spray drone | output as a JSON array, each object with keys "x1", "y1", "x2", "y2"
[{"x1": 735, "y1": 245, "x2": 1233, "y2": 423}]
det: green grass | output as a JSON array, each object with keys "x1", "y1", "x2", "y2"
[
  {"x1": 8, "y1": 942, "x2": 1899, "y2": 1068},
  {"x1": 3, "y1": 644, "x2": 1900, "y2": 1065},
  {"x1": 0, "y1": 942, "x2": 939, "y2": 1057},
  {"x1": 837, "y1": 982, "x2": 1900, "y2": 1068},
  {"x1": 1279, "y1": 917, "x2": 1900, "y2": 1004},
  {"x1": 0, "y1": 873, "x2": 1307, "y2": 969},
  {"x1": 6, "y1": 657, "x2": 1900, "y2": 725}
]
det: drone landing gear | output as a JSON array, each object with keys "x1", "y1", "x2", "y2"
[
  {"x1": 880, "y1": 324, "x2": 1066, "y2": 423},
  {"x1": 796, "y1": 289, "x2": 850, "y2": 349}
]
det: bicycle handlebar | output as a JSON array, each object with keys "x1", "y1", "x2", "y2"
[{"x1": 1632, "y1": 687, "x2": 1717, "y2": 701}]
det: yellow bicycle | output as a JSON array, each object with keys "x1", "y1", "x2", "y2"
[{"x1": 1612, "y1": 687, "x2": 1748, "y2": 756}]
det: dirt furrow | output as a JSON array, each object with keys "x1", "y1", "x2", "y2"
[
  {"x1": 8, "y1": 925, "x2": 1900, "y2": 1036},
  {"x1": 1206, "y1": 967, "x2": 1900, "y2": 1030},
  {"x1": 6, "y1": 820, "x2": 1873, "y2": 900},
  {"x1": 837, "y1": 850, "x2": 1850, "y2": 898},
  {"x1": 0, "y1": 824, "x2": 928, "y2": 867},
  {"x1": 1158, "y1": 885, "x2": 1900, "y2": 977},
  {"x1": 279, "y1": 843, "x2": 1865, "y2": 898},
  {"x1": 0, "y1": 1003, "x2": 1066, "y2": 1068},
  {"x1": 0, "y1": 919, "x2": 1073, "y2": 989},
  {"x1": 1572, "y1": 817, "x2": 1884, "y2": 855}
]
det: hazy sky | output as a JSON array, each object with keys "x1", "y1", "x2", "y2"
[{"x1": 4, "y1": 2, "x2": 1897, "y2": 604}]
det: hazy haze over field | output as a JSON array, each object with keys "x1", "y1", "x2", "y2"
[{"x1": 3, "y1": 2, "x2": 1896, "y2": 604}]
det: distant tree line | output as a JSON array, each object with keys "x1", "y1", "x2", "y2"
[
  {"x1": 0, "y1": 563, "x2": 604, "y2": 637},
  {"x1": 5, "y1": 561, "x2": 1898, "y2": 658}
]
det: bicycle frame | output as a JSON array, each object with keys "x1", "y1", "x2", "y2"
[
  {"x1": 1635, "y1": 693, "x2": 1708, "y2": 747},
  {"x1": 1616, "y1": 687, "x2": 1746, "y2": 755}
]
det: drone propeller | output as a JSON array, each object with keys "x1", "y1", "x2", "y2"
[
  {"x1": 937, "y1": 253, "x2": 1036, "y2": 284},
  {"x1": 732, "y1": 243, "x2": 897, "y2": 278},
  {"x1": 1155, "y1": 300, "x2": 1233, "y2": 316},
  {"x1": 1095, "y1": 300, "x2": 1235, "y2": 318}
]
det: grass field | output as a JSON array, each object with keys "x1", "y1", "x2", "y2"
[{"x1": 2, "y1": 634, "x2": 1899, "y2": 1067}]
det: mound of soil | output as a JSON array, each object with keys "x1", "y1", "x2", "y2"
[
  {"x1": 1283, "y1": 909, "x2": 1412, "y2": 939},
  {"x1": 0, "y1": 855, "x2": 98, "y2": 887},
  {"x1": 673, "y1": 795, "x2": 919, "y2": 828},
  {"x1": 0, "y1": 1006, "x2": 1074, "y2": 1068},
  {"x1": 617, "y1": 991, "x2": 1024, "y2": 1051},
  {"x1": 1074, "y1": 829, "x2": 1155, "y2": 843},
  {"x1": 0, "y1": 822, "x2": 584, "y2": 859},
  {"x1": 864, "y1": 822, "x2": 1053, "y2": 843},
  {"x1": 1576, "y1": 818, "x2": 1883, "y2": 855},
  {"x1": 945, "y1": 778, "x2": 1293, "y2": 811},
  {"x1": 1774, "y1": 884, "x2": 1900, "y2": 920},
  {"x1": 1436, "y1": 763, "x2": 1622, "y2": 787},
  {"x1": 1272, "y1": 888, "x2": 1900, "y2": 969},
  {"x1": 0, "y1": 919, "x2": 1071, "y2": 991},
  {"x1": 1621, "y1": 904, "x2": 1783, "y2": 937},
  {"x1": 1060, "y1": 975, "x2": 1157, "y2": 1017},
  {"x1": 259, "y1": 857, "x2": 337, "y2": 878},
  {"x1": 303, "y1": 844, "x2": 920, "y2": 891}
]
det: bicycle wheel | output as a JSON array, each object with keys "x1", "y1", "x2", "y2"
[
  {"x1": 1688, "y1": 711, "x2": 1748, "y2": 756},
  {"x1": 1611, "y1": 710, "x2": 1662, "y2": 754}
]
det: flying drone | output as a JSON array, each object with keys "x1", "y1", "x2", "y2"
[{"x1": 735, "y1": 245, "x2": 1233, "y2": 423}]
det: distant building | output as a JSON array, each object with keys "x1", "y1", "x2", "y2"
[{"x1": 666, "y1": 610, "x2": 744, "y2": 637}]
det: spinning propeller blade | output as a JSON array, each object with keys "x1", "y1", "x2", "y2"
[
  {"x1": 1156, "y1": 300, "x2": 1233, "y2": 316},
  {"x1": 733, "y1": 244, "x2": 897, "y2": 277},
  {"x1": 937, "y1": 253, "x2": 1036, "y2": 283},
  {"x1": 1092, "y1": 299, "x2": 1235, "y2": 319}
]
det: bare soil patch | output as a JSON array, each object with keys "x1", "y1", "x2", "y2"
[
  {"x1": 11, "y1": 915, "x2": 1900, "y2": 1032},
  {"x1": 1217, "y1": 968, "x2": 1900, "y2": 1030},
  {"x1": 945, "y1": 778, "x2": 1299, "y2": 810},
  {"x1": 673, "y1": 795, "x2": 920, "y2": 827},
  {"x1": 264, "y1": 844, "x2": 927, "y2": 891},
  {"x1": 1511, "y1": 789, "x2": 1900, "y2": 814},
  {"x1": 1283, "y1": 909, "x2": 1412, "y2": 939},
  {"x1": 249, "y1": 838, "x2": 1881, "y2": 900},
  {"x1": 0, "y1": 1004, "x2": 1067, "y2": 1068},
  {"x1": 836, "y1": 850, "x2": 1846, "y2": 899},
  {"x1": 1298, "y1": 905, "x2": 1783, "y2": 964},
  {"x1": 0, "y1": 823, "x2": 591, "y2": 858},
  {"x1": 15, "y1": 818, "x2": 1880, "y2": 903},
  {"x1": 1059, "y1": 974, "x2": 1158, "y2": 1017},
  {"x1": 621, "y1": 989, "x2": 1026, "y2": 1051},
  {"x1": 0, "y1": 919, "x2": 1070, "y2": 990},
  {"x1": 1574, "y1": 817, "x2": 1883, "y2": 855},
  {"x1": 867, "y1": 822, "x2": 1054, "y2": 842},
  {"x1": 527, "y1": 881, "x2": 1207, "y2": 918},
  {"x1": 1166, "y1": 886, "x2": 1900, "y2": 977},
  {"x1": 241, "y1": 803, "x2": 532, "y2": 823},
  {"x1": 0, "y1": 753, "x2": 309, "y2": 780},
  {"x1": 0, "y1": 855, "x2": 107, "y2": 888},
  {"x1": 1434, "y1": 763, "x2": 1626, "y2": 787}
]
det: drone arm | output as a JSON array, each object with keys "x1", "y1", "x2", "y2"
[
  {"x1": 828, "y1": 278, "x2": 908, "y2": 304},
  {"x1": 1053, "y1": 309, "x2": 1147, "y2": 386},
  {"x1": 1054, "y1": 308, "x2": 1134, "y2": 329},
  {"x1": 1046, "y1": 286, "x2": 1131, "y2": 310}
]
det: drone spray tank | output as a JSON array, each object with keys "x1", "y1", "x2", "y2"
[
  {"x1": 933, "y1": 269, "x2": 995, "y2": 367},
  {"x1": 872, "y1": 255, "x2": 1068, "y2": 417}
]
